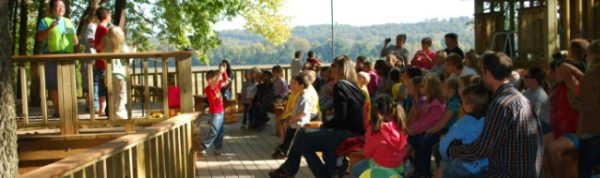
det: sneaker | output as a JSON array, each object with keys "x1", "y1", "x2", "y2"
[
  {"x1": 268, "y1": 168, "x2": 293, "y2": 178},
  {"x1": 213, "y1": 149, "x2": 222, "y2": 156},
  {"x1": 271, "y1": 150, "x2": 286, "y2": 159}
]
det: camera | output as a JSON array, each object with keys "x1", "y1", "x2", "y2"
[{"x1": 385, "y1": 38, "x2": 391, "y2": 43}]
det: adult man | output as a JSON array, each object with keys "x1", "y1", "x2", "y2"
[
  {"x1": 445, "y1": 53, "x2": 477, "y2": 78},
  {"x1": 444, "y1": 33, "x2": 465, "y2": 60},
  {"x1": 93, "y1": 7, "x2": 111, "y2": 116},
  {"x1": 448, "y1": 52, "x2": 543, "y2": 177},
  {"x1": 36, "y1": 0, "x2": 79, "y2": 118},
  {"x1": 380, "y1": 34, "x2": 409, "y2": 66},
  {"x1": 290, "y1": 50, "x2": 303, "y2": 77}
]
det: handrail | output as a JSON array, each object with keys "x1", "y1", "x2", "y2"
[
  {"x1": 13, "y1": 51, "x2": 194, "y2": 135},
  {"x1": 12, "y1": 51, "x2": 192, "y2": 62},
  {"x1": 18, "y1": 112, "x2": 199, "y2": 178}
]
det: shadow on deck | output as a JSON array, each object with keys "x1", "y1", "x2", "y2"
[{"x1": 196, "y1": 114, "x2": 313, "y2": 178}]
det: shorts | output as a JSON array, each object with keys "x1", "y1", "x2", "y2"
[{"x1": 45, "y1": 62, "x2": 58, "y2": 90}]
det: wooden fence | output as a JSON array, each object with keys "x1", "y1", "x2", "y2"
[
  {"x1": 18, "y1": 112, "x2": 199, "y2": 178},
  {"x1": 12, "y1": 51, "x2": 194, "y2": 134}
]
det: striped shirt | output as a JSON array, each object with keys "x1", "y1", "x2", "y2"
[{"x1": 448, "y1": 84, "x2": 543, "y2": 178}]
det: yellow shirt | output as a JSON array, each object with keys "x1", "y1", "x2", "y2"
[
  {"x1": 281, "y1": 91, "x2": 299, "y2": 120},
  {"x1": 361, "y1": 86, "x2": 371, "y2": 128},
  {"x1": 280, "y1": 86, "x2": 319, "y2": 119},
  {"x1": 391, "y1": 82, "x2": 403, "y2": 101}
]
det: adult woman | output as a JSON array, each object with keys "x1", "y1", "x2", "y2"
[{"x1": 269, "y1": 55, "x2": 366, "y2": 178}]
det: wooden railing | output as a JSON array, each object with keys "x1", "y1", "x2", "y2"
[
  {"x1": 12, "y1": 51, "x2": 194, "y2": 134},
  {"x1": 131, "y1": 64, "x2": 296, "y2": 99},
  {"x1": 18, "y1": 112, "x2": 199, "y2": 178}
]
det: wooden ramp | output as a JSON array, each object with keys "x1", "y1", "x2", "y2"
[{"x1": 196, "y1": 117, "x2": 313, "y2": 178}]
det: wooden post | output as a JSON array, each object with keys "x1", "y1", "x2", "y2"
[
  {"x1": 162, "y1": 59, "x2": 169, "y2": 118},
  {"x1": 143, "y1": 58, "x2": 150, "y2": 118},
  {"x1": 87, "y1": 62, "x2": 95, "y2": 122},
  {"x1": 57, "y1": 61, "x2": 79, "y2": 135},
  {"x1": 546, "y1": 0, "x2": 559, "y2": 61},
  {"x1": 185, "y1": 123, "x2": 195, "y2": 178},
  {"x1": 106, "y1": 59, "x2": 113, "y2": 120},
  {"x1": 136, "y1": 144, "x2": 146, "y2": 178},
  {"x1": 573, "y1": 0, "x2": 583, "y2": 38},
  {"x1": 19, "y1": 62, "x2": 29, "y2": 124},
  {"x1": 561, "y1": 0, "x2": 571, "y2": 49},
  {"x1": 38, "y1": 62, "x2": 48, "y2": 123},
  {"x1": 126, "y1": 58, "x2": 132, "y2": 119},
  {"x1": 585, "y1": 0, "x2": 594, "y2": 38},
  {"x1": 176, "y1": 56, "x2": 193, "y2": 113}
]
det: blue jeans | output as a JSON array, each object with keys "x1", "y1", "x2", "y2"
[
  {"x1": 410, "y1": 131, "x2": 445, "y2": 177},
  {"x1": 579, "y1": 136, "x2": 600, "y2": 178},
  {"x1": 93, "y1": 67, "x2": 107, "y2": 111},
  {"x1": 441, "y1": 160, "x2": 486, "y2": 178},
  {"x1": 202, "y1": 112, "x2": 225, "y2": 150},
  {"x1": 352, "y1": 159, "x2": 370, "y2": 178},
  {"x1": 281, "y1": 128, "x2": 356, "y2": 178},
  {"x1": 242, "y1": 104, "x2": 250, "y2": 125}
]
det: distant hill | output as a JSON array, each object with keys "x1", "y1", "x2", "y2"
[{"x1": 207, "y1": 16, "x2": 474, "y2": 66}]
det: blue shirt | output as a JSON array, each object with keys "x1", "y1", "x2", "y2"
[
  {"x1": 439, "y1": 114, "x2": 489, "y2": 174},
  {"x1": 445, "y1": 96, "x2": 461, "y2": 128}
]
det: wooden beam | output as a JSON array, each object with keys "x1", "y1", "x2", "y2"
[
  {"x1": 12, "y1": 51, "x2": 193, "y2": 62},
  {"x1": 58, "y1": 61, "x2": 79, "y2": 135},
  {"x1": 162, "y1": 59, "x2": 169, "y2": 119},
  {"x1": 87, "y1": 62, "x2": 95, "y2": 122},
  {"x1": 106, "y1": 59, "x2": 113, "y2": 120},
  {"x1": 20, "y1": 62, "x2": 29, "y2": 124},
  {"x1": 546, "y1": 0, "x2": 559, "y2": 61},
  {"x1": 584, "y1": 0, "x2": 594, "y2": 38},
  {"x1": 143, "y1": 58, "x2": 150, "y2": 117},
  {"x1": 573, "y1": 0, "x2": 583, "y2": 38},
  {"x1": 126, "y1": 58, "x2": 132, "y2": 119},
  {"x1": 561, "y1": 0, "x2": 571, "y2": 48},
  {"x1": 176, "y1": 56, "x2": 193, "y2": 113},
  {"x1": 38, "y1": 62, "x2": 48, "y2": 123}
]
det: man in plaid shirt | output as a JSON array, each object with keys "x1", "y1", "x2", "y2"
[{"x1": 448, "y1": 52, "x2": 543, "y2": 177}]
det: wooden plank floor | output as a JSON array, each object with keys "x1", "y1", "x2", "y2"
[{"x1": 196, "y1": 116, "x2": 313, "y2": 178}]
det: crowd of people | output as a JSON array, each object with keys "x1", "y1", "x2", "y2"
[{"x1": 198, "y1": 31, "x2": 600, "y2": 178}]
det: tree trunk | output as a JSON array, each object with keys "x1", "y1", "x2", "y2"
[
  {"x1": 76, "y1": 0, "x2": 100, "y2": 37},
  {"x1": 30, "y1": 0, "x2": 46, "y2": 106},
  {"x1": 113, "y1": 0, "x2": 127, "y2": 28},
  {"x1": 10, "y1": 0, "x2": 17, "y2": 55},
  {"x1": 0, "y1": 0, "x2": 19, "y2": 177},
  {"x1": 18, "y1": 0, "x2": 26, "y2": 55}
]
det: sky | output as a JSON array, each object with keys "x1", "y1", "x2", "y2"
[{"x1": 214, "y1": 0, "x2": 475, "y2": 30}]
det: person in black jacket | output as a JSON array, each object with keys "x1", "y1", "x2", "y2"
[{"x1": 270, "y1": 55, "x2": 366, "y2": 178}]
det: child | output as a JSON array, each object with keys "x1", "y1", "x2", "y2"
[
  {"x1": 407, "y1": 75, "x2": 445, "y2": 178},
  {"x1": 103, "y1": 26, "x2": 130, "y2": 119},
  {"x1": 438, "y1": 84, "x2": 491, "y2": 177},
  {"x1": 318, "y1": 67, "x2": 334, "y2": 115},
  {"x1": 430, "y1": 51, "x2": 448, "y2": 79},
  {"x1": 427, "y1": 78, "x2": 461, "y2": 134},
  {"x1": 389, "y1": 67, "x2": 403, "y2": 102},
  {"x1": 357, "y1": 72, "x2": 372, "y2": 130},
  {"x1": 302, "y1": 70, "x2": 320, "y2": 120},
  {"x1": 201, "y1": 64, "x2": 228, "y2": 155},
  {"x1": 411, "y1": 37, "x2": 436, "y2": 70},
  {"x1": 245, "y1": 67, "x2": 261, "y2": 129},
  {"x1": 271, "y1": 75, "x2": 313, "y2": 158},
  {"x1": 400, "y1": 68, "x2": 423, "y2": 114},
  {"x1": 250, "y1": 70, "x2": 274, "y2": 131},
  {"x1": 351, "y1": 95, "x2": 409, "y2": 178},
  {"x1": 241, "y1": 69, "x2": 255, "y2": 128},
  {"x1": 272, "y1": 65, "x2": 289, "y2": 98}
]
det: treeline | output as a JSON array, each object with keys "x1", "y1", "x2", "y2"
[{"x1": 207, "y1": 17, "x2": 474, "y2": 66}]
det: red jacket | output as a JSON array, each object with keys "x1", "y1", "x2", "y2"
[
  {"x1": 550, "y1": 83, "x2": 578, "y2": 138},
  {"x1": 364, "y1": 121, "x2": 408, "y2": 168}
]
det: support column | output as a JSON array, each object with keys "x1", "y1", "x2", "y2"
[
  {"x1": 58, "y1": 61, "x2": 79, "y2": 135},
  {"x1": 176, "y1": 56, "x2": 193, "y2": 113},
  {"x1": 561, "y1": 0, "x2": 571, "y2": 49},
  {"x1": 545, "y1": 0, "x2": 559, "y2": 61}
]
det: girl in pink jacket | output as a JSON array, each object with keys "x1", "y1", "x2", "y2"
[{"x1": 352, "y1": 95, "x2": 409, "y2": 178}]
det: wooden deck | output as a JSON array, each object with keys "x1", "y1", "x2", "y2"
[{"x1": 196, "y1": 115, "x2": 313, "y2": 178}]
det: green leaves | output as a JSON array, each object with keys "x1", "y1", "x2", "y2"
[{"x1": 151, "y1": 0, "x2": 290, "y2": 65}]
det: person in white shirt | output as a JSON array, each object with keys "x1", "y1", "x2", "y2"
[{"x1": 446, "y1": 53, "x2": 477, "y2": 79}]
